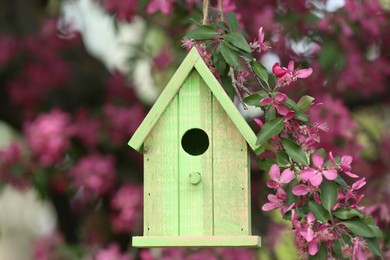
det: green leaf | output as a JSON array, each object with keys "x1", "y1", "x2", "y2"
[
  {"x1": 283, "y1": 98, "x2": 299, "y2": 111},
  {"x1": 221, "y1": 75, "x2": 235, "y2": 100},
  {"x1": 333, "y1": 239, "x2": 348, "y2": 260},
  {"x1": 257, "y1": 158, "x2": 276, "y2": 172},
  {"x1": 276, "y1": 151, "x2": 290, "y2": 167},
  {"x1": 243, "y1": 91, "x2": 268, "y2": 106},
  {"x1": 320, "y1": 179, "x2": 338, "y2": 212},
  {"x1": 220, "y1": 43, "x2": 239, "y2": 69},
  {"x1": 224, "y1": 32, "x2": 251, "y2": 53},
  {"x1": 297, "y1": 95, "x2": 315, "y2": 112},
  {"x1": 256, "y1": 118, "x2": 285, "y2": 145},
  {"x1": 265, "y1": 107, "x2": 276, "y2": 120},
  {"x1": 285, "y1": 180, "x2": 298, "y2": 206},
  {"x1": 333, "y1": 208, "x2": 365, "y2": 220},
  {"x1": 217, "y1": 21, "x2": 229, "y2": 32},
  {"x1": 293, "y1": 111, "x2": 309, "y2": 122},
  {"x1": 342, "y1": 219, "x2": 376, "y2": 237},
  {"x1": 280, "y1": 138, "x2": 308, "y2": 166},
  {"x1": 225, "y1": 11, "x2": 239, "y2": 31},
  {"x1": 334, "y1": 175, "x2": 348, "y2": 187},
  {"x1": 223, "y1": 40, "x2": 240, "y2": 51},
  {"x1": 365, "y1": 237, "x2": 383, "y2": 258},
  {"x1": 308, "y1": 201, "x2": 330, "y2": 224},
  {"x1": 315, "y1": 148, "x2": 326, "y2": 158},
  {"x1": 213, "y1": 47, "x2": 227, "y2": 75},
  {"x1": 250, "y1": 61, "x2": 269, "y2": 83},
  {"x1": 185, "y1": 25, "x2": 219, "y2": 40}
]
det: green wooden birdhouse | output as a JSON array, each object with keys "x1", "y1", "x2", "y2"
[{"x1": 128, "y1": 47, "x2": 263, "y2": 248}]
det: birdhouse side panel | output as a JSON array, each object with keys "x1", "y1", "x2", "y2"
[
  {"x1": 212, "y1": 96, "x2": 251, "y2": 236},
  {"x1": 178, "y1": 70, "x2": 213, "y2": 236},
  {"x1": 143, "y1": 96, "x2": 179, "y2": 236}
]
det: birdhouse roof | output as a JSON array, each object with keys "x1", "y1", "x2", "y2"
[{"x1": 128, "y1": 47, "x2": 263, "y2": 155}]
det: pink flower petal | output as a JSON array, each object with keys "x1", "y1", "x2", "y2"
[
  {"x1": 287, "y1": 60, "x2": 294, "y2": 73},
  {"x1": 276, "y1": 104, "x2": 290, "y2": 116},
  {"x1": 272, "y1": 63, "x2": 287, "y2": 77},
  {"x1": 280, "y1": 169, "x2": 294, "y2": 184},
  {"x1": 308, "y1": 239, "x2": 319, "y2": 256},
  {"x1": 253, "y1": 118, "x2": 264, "y2": 128},
  {"x1": 260, "y1": 97, "x2": 273, "y2": 105},
  {"x1": 295, "y1": 68, "x2": 313, "y2": 78},
  {"x1": 285, "y1": 111, "x2": 295, "y2": 120},
  {"x1": 258, "y1": 27, "x2": 265, "y2": 43},
  {"x1": 324, "y1": 169, "x2": 338, "y2": 180},
  {"x1": 345, "y1": 171, "x2": 359, "y2": 178},
  {"x1": 312, "y1": 153, "x2": 324, "y2": 168},
  {"x1": 274, "y1": 93, "x2": 288, "y2": 103},
  {"x1": 269, "y1": 164, "x2": 281, "y2": 181},
  {"x1": 262, "y1": 202, "x2": 280, "y2": 211},
  {"x1": 267, "y1": 180, "x2": 278, "y2": 189},
  {"x1": 352, "y1": 178, "x2": 366, "y2": 190},
  {"x1": 305, "y1": 227, "x2": 314, "y2": 242},
  {"x1": 276, "y1": 188, "x2": 287, "y2": 201},
  {"x1": 309, "y1": 173, "x2": 323, "y2": 187},
  {"x1": 281, "y1": 202, "x2": 295, "y2": 215},
  {"x1": 292, "y1": 184, "x2": 309, "y2": 195},
  {"x1": 307, "y1": 212, "x2": 315, "y2": 223},
  {"x1": 300, "y1": 168, "x2": 316, "y2": 182}
]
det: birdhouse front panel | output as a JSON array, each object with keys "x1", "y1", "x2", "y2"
[{"x1": 142, "y1": 70, "x2": 251, "y2": 241}]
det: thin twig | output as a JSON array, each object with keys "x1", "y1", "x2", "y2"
[
  {"x1": 218, "y1": 0, "x2": 224, "y2": 22},
  {"x1": 202, "y1": 0, "x2": 209, "y2": 25},
  {"x1": 229, "y1": 67, "x2": 248, "y2": 110}
]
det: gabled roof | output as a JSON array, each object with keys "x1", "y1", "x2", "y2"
[{"x1": 128, "y1": 47, "x2": 262, "y2": 155}]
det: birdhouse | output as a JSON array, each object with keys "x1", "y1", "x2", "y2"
[{"x1": 128, "y1": 47, "x2": 263, "y2": 248}]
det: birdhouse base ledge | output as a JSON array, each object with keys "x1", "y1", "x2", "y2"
[{"x1": 132, "y1": 235, "x2": 261, "y2": 248}]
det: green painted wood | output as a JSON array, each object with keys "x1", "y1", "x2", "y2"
[
  {"x1": 143, "y1": 96, "x2": 179, "y2": 236},
  {"x1": 194, "y1": 59, "x2": 261, "y2": 154},
  {"x1": 178, "y1": 70, "x2": 213, "y2": 236},
  {"x1": 128, "y1": 48, "x2": 200, "y2": 152},
  {"x1": 132, "y1": 236, "x2": 261, "y2": 248},
  {"x1": 212, "y1": 96, "x2": 251, "y2": 235},
  {"x1": 128, "y1": 47, "x2": 262, "y2": 154}
]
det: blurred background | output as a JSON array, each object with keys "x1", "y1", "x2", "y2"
[{"x1": 0, "y1": 0, "x2": 389, "y2": 259}]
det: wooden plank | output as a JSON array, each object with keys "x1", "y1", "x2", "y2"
[
  {"x1": 132, "y1": 236, "x2": 261, "y2": 248},
  {"x1": 128, "y1": 48, "x2": 200, "y2": 152},
  {"x1": 143, "y1": 96, "x2": 179, "y2": 236},
  {"x1": 212, "y1": 96, "x2": 251, "y2": 235},
  {"x1": 194, "y1": 59, "x2": 262, "y2": 154},
  {"x1": 178, "y1": 70, "x2": 213, "y2": 236}
]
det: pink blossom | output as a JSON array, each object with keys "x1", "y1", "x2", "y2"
[
  {"x1": 340, "y1": 178, "x2": 366, "y2": 207},
  {"x1": 25, "y1": 110, "x2": 71, "y2": 166},
  {"x1": 104, "y1": 0, "x2": 137, "y2": 21},
  {"x1": 253, "y1": 118, "x2": 264, "y2": 128},
  {"x1": 329, "y1": 152, "x2": 359, "y2": 178},
  {"x1": 110, "y1": 183, "x2": 143, "y2": 233},
  {"x1": 181, "y1": 38, "x2": 194, "y2": 51},
  {"x1": 153, "y1": 47, "x2": 175, "y2": 70},
  {"x1": 95, "y1": 243, "x2": 131, "y2": 260},
  {"x1": 69, "y1": 154, "x2": 116, "y2": 200},
  {"x1": 236, "y1": 70, "x2": 250, "y2": 84},
  {"x1": 69, "y1": 108, "x2": 101, "y2": 149},
  {"x1": 249, "y1": 27, "x2": 271, "y2": 53},
  {"x1": 0, "y1": 142, "x2": 29, "y2": 188},
  {"x1": 260, "y1": 93, "x2": 291, "y2": 117},
  {"x1": 146, "y1": 0, "x2": 173, "y2": 14},
  {"x1": 267, "y1": 164, "x2": 294, "y2": 189},
  {"x1": 300, "y1": 153, "x2": 338, "y2": 187},
  {"x1": 352, "y1": 237, "x2": 366, "y2": 260},
  {"x1": 262, "y1": 188, "x2": 295, "y2": 215},
  {"x1": 272, "y1": 60, "x2": 313, "y2": 87}
]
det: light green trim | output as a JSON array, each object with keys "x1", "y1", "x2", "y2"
[
  {"x1": 128, "y1": 48, "x2": 200, "y2": 152},
  {"x1": 132, "y1": 236, "x2": 261, "y2": 248},
  {"x1": 128, "y1": 47, "x2": 262, "y2": 154}
]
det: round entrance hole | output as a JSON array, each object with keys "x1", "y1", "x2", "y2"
[{"x1": 181, "y1": 128, "x2": 209, "y2": 156}]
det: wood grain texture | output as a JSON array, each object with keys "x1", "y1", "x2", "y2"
[
  {"x1": 132, "y1": 236, "x2": 261, "y2": 248},
  {"x1": 143, "y1": 96, "x2": 179, "y2": 236},
  {"x1": 194, "y1": 59, "x2": 262, "y2": 154},
  {"x1": 178, "y1": 70, "x2": 213, "y2": 236},
  {"x1": 128, "y1": 48, "x2": 200, "y2": 152},
  {"x1": 212, "y1": 97, "x2": 251, "y2": 235},
  {"x1": 128, "y1": 47, "x2": 262, "y2": 155}
]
